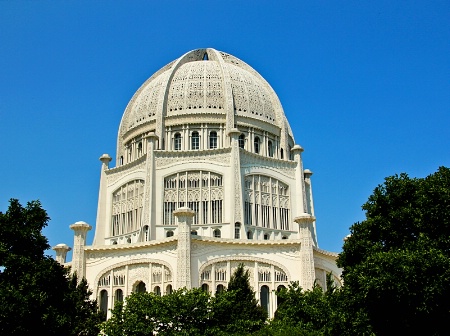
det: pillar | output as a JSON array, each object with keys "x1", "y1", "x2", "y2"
[
  {"x1": 174, "y1": 207, "x2": 195, "y2": 289},
  {"x1": 70, "y1": 221, "x2": 92, "y2": 281},
  {"x1": 294, "y1": 214, "x2": 316, "y2": 290},
  {"x1": 52, "y1": 243, "x2": 71, "y2": 264}
]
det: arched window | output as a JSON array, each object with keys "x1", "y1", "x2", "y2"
[
  {"x1": 276, "y1": 285, "x2": 286, "y2": 309},
  {"x1": 174, "y1": 133, "x2": 181, "y2": 150},
  {"x1": 114, "y1": 289, "x2": 123, "y2": 303},
  {"x1": 137, "y1": 142, "x2": 143, "y2": 156},
  {"x1": 143, "y1": 225, "x2": 149, "y2": 241},
  {"x1": 288, "y1": 145, "x2": 293, "y2": 160},
  {"x1": 216, "y1": 284, "x2": 225, "y2": 294},
  {"x1": 166, "y1": 284, "x2": 173, "y2": 295},
  {"x1": 234, "y1": 222, "x2": 241, "y2": 239},
  {"x1": 202, "y1": 283, "x2": 209, "y2": 292},
  {"x1": 268, "y1": 141, "x2": 273, "y2": 157},
  {"x1": 99, "y1": 290, "x2": 108, "y2": 318},
  {"x1": 209, "y1": 131, "x2": 217, "y2": 149},
  {"x1": 254, "y1": 137, "x2": 260, "y2": 154},
  {"x1": 191, "y1": 131, "x2": 200, "y2": 150},
  {"x1": 191, "y1": 230, "x2": 198, "y2": 236},
  {"x1": 238, "y1": 134, "x2": 245, "y2": 149},
  {"x1": 213, "y1": 229, "x2": 221, "y2": 238},
  {"x1": 280, "y1": 148, "x2": 284, "y2": 159},
  {"x1": 126, "y1": 237, "x2": 131, "y2": 244},
  {"x1": 247, "y1": 230, "x2": 253, "y2": 239},
  {"x1": 264, "y1": 233, "x2": 269, "y2": 240},
  {"x1": 154, "y1": 286, "x2": 161, "y2": 296},
  {"x1": 260, "y1": 285, "x2": 270, "y2": 313},
  {"x1": 119, "y1": 156, "x2": 124, "y2": 165},
  {"x1": 135, "y1": 281, "x2": 146, "y2": 293},
  {"x1": 282, "y1": 235, "x2": 288, "y2": 240},
  {"x1": 166, "y1": 230, "x2": 174, "y2": 237}
]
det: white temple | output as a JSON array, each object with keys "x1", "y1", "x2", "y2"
[{"x1": 53, "y1": 48, "x2": 341, "y2": 318}]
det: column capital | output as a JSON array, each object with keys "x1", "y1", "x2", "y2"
[
  {"x1": 294, "y1": 214, "x2": 316, "y2": 224},
  {"x1": 173, "y1": 207, "x2": 195, "y2": 218},
  {"x1": 70, "y1": 221, "x2": 92, "y2": 232},
  {"x1": 145, "y1": 132, "x2": 159, "y2": 141}
]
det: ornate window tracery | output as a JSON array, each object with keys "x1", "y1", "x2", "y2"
[
  {"x1": 111, "y1": 180, "x2": 144, "y2": 238},
  {"x1": 244, "y1": 175, "x2": 290, "y2": 231},
  {"x1": 163, "y1": 171, "x2": 223, "y2": 226}
]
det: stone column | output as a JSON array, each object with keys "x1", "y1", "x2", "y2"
[
  {"x1": 294, "y1": 214, "x2": 316, "y2": 290},
  {"x1": 174, "y1": 207, "x2": 195, "y2": 289},
  {"x1": 70, "y1": 221, "x2": 92, "y2": 281},
  {"x1": 52, "y1": 243, "x2": 71, "y2": 264},
  {"x1": 142, "y1": 132, "x2": 158, "y2": 240},
  {"x1": 93, "y1": 154, "x2": 111, "y2": 245}
]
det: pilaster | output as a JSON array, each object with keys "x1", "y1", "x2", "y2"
[
  {"x1": 174, "y1": 207, "x2": 195, "y2": 289},
  {"x1": 294, "y1": 214, "x2": 316, "y2": 290},
  {"x1": 228, "y1": 128, "x2": 244, "y2": 238},
  {"x1": 142, "y1": 132, "x2": 158, "y2": 240}
]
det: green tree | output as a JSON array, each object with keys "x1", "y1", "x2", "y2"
[
  {"x1": 210, "y1": 263, "x2": 267, "y2": 335},
  {"x1": 268, "y1": 274, "x2": 341, "y2": 336},
  {"x1": 0, "y1": 199, "x2": 102, "y2": 336},
  {"x1": 337, "y1": 167, "x2": 450, "y2": 335},
  {"x1": 103, "y1": 288, "x2": 212, "y2": 336}
]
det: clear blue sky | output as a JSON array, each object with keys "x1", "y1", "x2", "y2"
[{"x1": 1, "y1": 1, "x2": 449, "y2": 257}]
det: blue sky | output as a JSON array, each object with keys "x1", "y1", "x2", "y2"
[{"x1": 1, "y1": 1, "x2": 449, "y2": 257}]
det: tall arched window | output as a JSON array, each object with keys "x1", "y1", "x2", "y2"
[
  {"x1": 247, "y1": 230, "x2": 253, "y2": 239},
  {"x1": 99, "y1": 290, "x2": 108, "y2": 318},
  {"x1": 143, "y1": 225, "x2": 149, "y2": 241},
  {"x1": 216, "y1": 284, "x2": 225, "y2": 294},
  {"x1": 114, "y1": 289, "x2": 123, "y2": 303},
  {"x1": 268, "y1": 141, "x2": 273, "y2": 157},
  {"x1": 174, "y1": 133, "x2": 182, "y2": 150},
  {"x1": 238, "y1": 134, "x2": 245, "y2": 149},
  {"x1": 254, "y1": 137, "x2": 260, "y2": 154},
  {"x1": 209, "y1": 131, "x2": 217, "y2": 149},
  {"x1": 166, "y1": 284, "x2": 173, "y2": 295},
  {"x1": 154, "y1": 286, "x2": 161, "y2": 296},
  {"x1": 135, "y1": 281, "x2": 146, "y2": 293},
  {"x1": 234, "y1": 222, "x2": 241, "y2": 239},
  {"x1": 202, "y1": 283, "x2": 209, "y2": 292},
  {"x1": 137, "y1": 142, "x2": 143, "y2": 156},
  {"x1": 280, "y1": 148, "x2": 284, "y2": 159},
  {"x1": 260, "y1": 285, "x2": 270, "y2": 313},
  {"x1": 276, "y1": 285, "x2": 286, "y2": 309},
  {"x1": 213, "y1": 229, "x2": 221, "y2": 238},
  {"x1": 191, "y1": 131, "x2": 199, "y2": 150}
]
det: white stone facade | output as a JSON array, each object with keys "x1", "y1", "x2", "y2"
[{"x1": 56, "y1": 48, "x2": 342, "y2": 318}]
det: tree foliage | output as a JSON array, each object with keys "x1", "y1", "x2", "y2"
[
  {"x1": 210, "y1": 263, "x2": 267, "y2": 335},
  {"x1": 337, "y1": 167, "x2": 450, "y2": 335},
  {"x1": 104, "y1": 263, "x2": 267, "y2": 335},
  {"x1": 0, "y1": 199, "x2": 102, "y2": 336}
]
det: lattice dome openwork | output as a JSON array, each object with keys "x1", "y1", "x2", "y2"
[{"x1": 117, "y1": 48, "x2": 294, "y2": 158}]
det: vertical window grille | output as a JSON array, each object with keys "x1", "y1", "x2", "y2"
[
  {"x1": 209, "y1": 131, "x2": 217, "y2": 149},
  {"x1": 111, "y1": 180, "x2": 144, "y2": 238},
  {"x1": 164, "y1": 171, "x2": 223, "y2": 225},
  {"x1": 191, "y1": 131, "x2": 199, "y2": 150},
  {"x1": 244, "y1": 175, "x2": 290, "y2": 232}
]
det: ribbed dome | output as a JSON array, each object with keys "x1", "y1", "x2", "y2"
[{"x1": 118, "y1": 48, "x2": 293, "y2": 151}]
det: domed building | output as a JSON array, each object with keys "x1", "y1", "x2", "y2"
[{"x1": 54, "y1": 48, "x2": 341, "y2": 318}]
